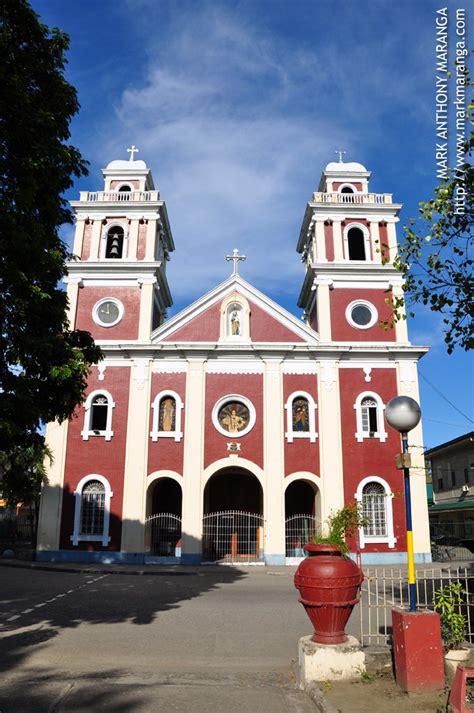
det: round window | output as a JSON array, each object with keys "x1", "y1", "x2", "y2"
[
  {"x1": 212, "y1": 395, "x2": 256, "y2": 438},
  {"x1": 93, "y1": 298, "x2": 124, "y2": 327},
  {"x1": 345, "y1": 300, "x2": 377, "y2": 330}
]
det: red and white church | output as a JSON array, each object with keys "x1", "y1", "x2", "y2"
[{"x1": 37, "y1": 151, "x2": 431, "y2": 565}]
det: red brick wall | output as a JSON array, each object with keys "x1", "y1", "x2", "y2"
[
  {"x1": 147, "y1": 372, "x2": 186, "y2": 476},
  {"x1": 75, "y1": 286, "x2": 140, "y2": 341},
  {"x1": 330, "y1": 288, "x2": 395, "y2": 342},
  {"x1": 283, "y1": 374, "x2": 320, "y2": 476},
  {"x1": 60, "y1": 365, "x2": 131, "y2": 550},
  {"x1": 204, "y1": 374, "x2": 264, "y2": 469},
  {"x1": 339, "y1": 368, "x2": 406, "y2": 552}
]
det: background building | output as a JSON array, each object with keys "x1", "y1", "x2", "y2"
[{"x1": 37, "y1": 154, "x2": 431, "y2": 565}]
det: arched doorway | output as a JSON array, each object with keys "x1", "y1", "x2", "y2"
[
  {"x1": 145, "y1": 477, "x2": 182, "y2": 559},
  {"x1": 285, "y1": 479, "x2": 321, "y2": 559},
  {"x1": 202, "y1": 467, "x2": 264, "y2": 564}
]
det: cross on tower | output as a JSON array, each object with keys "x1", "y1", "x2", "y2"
[
  {"x1": 225, "y1": 248, "x2": 246, "y2": 276},
  {"x1": 335, "y1": 148, "x2": 346, "y2": 163},
  {"x1": 127, "y1": 145, "x2": 139, "y2": 161}
]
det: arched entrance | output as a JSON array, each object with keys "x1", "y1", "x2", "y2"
[
  {"x1": 285, "y1": 479, "x2": 321, "y2": 559},
  {"x1": 145, "y1": 477, "x2": 182, "y2": 560},
  {"x1": 202, "y1": 467, "x2": 264, "y2": 564}
]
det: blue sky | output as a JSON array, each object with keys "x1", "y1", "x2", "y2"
[{"x1": 31, "y1": 0, "x2": 473, "y2": 449}]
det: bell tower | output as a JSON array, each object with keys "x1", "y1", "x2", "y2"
[
  {"x1": 296, "y1": 157, "x2": 408, "y2": 345},
  {"x1": 65, "y1": 148, "x2": 174, "y2": 342}
]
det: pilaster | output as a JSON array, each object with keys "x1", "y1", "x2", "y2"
[
  {"x1": 369, "y1": 220, "x2": 382, "y2": 264},
  {"x1": 37, "y1": 420, "x2": 69, "y2": 551},
  {"x1": 88, "y1": 219, "x2": 102, "y2": 260},
  {"x1": 314, "y1": 280, "x2": 332, "y2": 342},
  {"x1": 120, "y1": 359, "x2": 152, "y2": 553},
  {"x1": 138, "y1": 277, "x2": 157, "y2": 339},
  {"x1": 128, "y1": 219, "x2": 139, "y2": 259},
  {"x1": 263, "y1": 358, "x2": 285, "y2": 564},
  {"x1": 145, "y1": 219, "x2": 157, "y2": 261},
  {"x1": 72, "y1": 219, "x2": 86, "y2": 258},
  {"x1": 332, "y1": 220, "x2": 343, "y2": 260},
  {"x1": 318, "y1": 360, "x2": 344, "y2": 524},
  {"x1": 315, "y1": 219, "x2": 326, "y2": 262},
  {"x1": 181, "y1": 359, "x2": 206, "y2": 563}
]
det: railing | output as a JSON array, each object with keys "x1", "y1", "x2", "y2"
[
  {"x1": 359, "y1": 566, "x2": 474, "y2": 646},
  {"x1": 285, "y1": 514, "x2": 320, "y2": 557},
  {"x1": 430, "y1": 521, "x2": 474, "y2": 561},
  {"x1": 79, "y1": 190, "x2": 159, "y2": 202},
  {"x1": 312, "y1": 192, "x2": 392, "y2": 204},
  {"x1": 145, "y1": 512, "x2": 181, "y2": 557},
  {"x1": 202, "y1": 510, "x2": 264, "y2": 564}
]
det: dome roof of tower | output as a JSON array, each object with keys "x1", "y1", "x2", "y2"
[
  {"x1": 105, "y1": 159, "x2": 148, "y2": 170},
  {"x1": 324, "y1": 160, "x2": 367, "y2": 172}
]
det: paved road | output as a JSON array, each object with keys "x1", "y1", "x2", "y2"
[{"x1": 0, "y1": 566, "x2": 321, "y2": 712}]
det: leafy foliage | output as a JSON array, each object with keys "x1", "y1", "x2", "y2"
[
  {"x1": 433, "y1": 582, "x2": 467, "y2": 651},
  {"x1": 311, "y1": 502, "x2": 367, "y2": 554},
  {"x1": 388, "y1": 122, "x2": 473, "y2": 354},
  {"x1": 0, "y1": 0, "x2": 101, "y2": 477}
]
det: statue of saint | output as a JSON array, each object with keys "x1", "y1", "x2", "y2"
[
  {"x1": 231, "y1": 310, "x2": 240, "y2": 335},
  {"x1": 160, "y1": 397, "x2": 176, "y2": 432}
]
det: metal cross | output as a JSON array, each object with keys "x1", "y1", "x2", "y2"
[
  {"x1": 335, "y1": 148, "x2": 346, "y2": 163},
  {"x1": 225, "y1": 248, "x2": 246, "y2": 276},
  {"x1": 127, "y1": 145, "x2": 139, "y2": 161}
]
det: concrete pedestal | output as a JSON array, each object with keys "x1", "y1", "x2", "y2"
[
  {"x1": 298, "y1": 635, "x2": 365, "y2": 686},
  {"x1": 392, "y1": 607, "x2": 445, "y2": 692}
]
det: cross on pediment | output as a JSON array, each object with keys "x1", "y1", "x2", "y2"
[
  {"x1": 127, "y1": 145, "x2": 139, "y2": 161},
  {"x1": 225, "y1": 248, "x2": 246, "y2": 276},
  {"x1": 335, "y1": 148, "x2": 346, "y2": 163}
]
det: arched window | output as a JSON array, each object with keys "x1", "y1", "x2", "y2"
[
  {"x1": 341, "y1": 186, "x2": 354, "y2": 194},
  {"x1": 355, "y1": 476, "x2": 396, "y2": 548},
  {"x1": 81, "y1": 390, "x2": 115, "y2": 441},
  {"x1": 354, "y1": 391, "x2": 387, "y2": 442},
  {"x1": 105, "y1": 225, "x2": 125, "y2": 258},
  {"x1": 343, "y1": 223, "x2": 370, "y2": 261},
  {"x1": 71, "y1": 474, "x2": 113, "y2": 546},
  {"x1": 285, "y1": 391, "x2": 318, "y2": 443},
  {"x1": 151, "y1": 390, "x2": 184, "y2": 442}
]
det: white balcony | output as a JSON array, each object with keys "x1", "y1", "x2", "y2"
[
  {"x1": 312, "y1": 192, "x2": 392, "y2": 204},
  {"x1": 79, "y1": 190, "x2": 160, "y2": 202}
]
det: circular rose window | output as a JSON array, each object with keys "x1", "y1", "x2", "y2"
[
  {"x1": 212, "y1": 395, "x2": 256, "y2": 437},
  {"x1": 345, "y1": 300, "x2": 378, "y2": 330}
]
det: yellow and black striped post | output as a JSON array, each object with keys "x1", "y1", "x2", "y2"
[{"x1": 402, "y1": 432, "x2": 416, "y2": 611}]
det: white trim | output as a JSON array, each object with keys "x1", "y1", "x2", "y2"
[
  {"x1": 212, "y1": 394, "x2": 256, "y2": 438},
  {"x1": 70, "y1": 474, "x2": 113, "y2": 547},
  {"x1": 207, "y1": 360, "x2": 264, "y2": 374},
  {"x1": 353, "y1": 391, "x2": 387, "y2": 442},
  {"x1": 219, "y1": 293, "x2": 251, "y2": 341},
  {"x1": 150, "y1": 390, "x2": 184, "y2": 442},
  {"x1": 284, "y1": 391, "x2": 318, "y2": 443},
  {"x1": 343, "y1": 222, "x2": 371, "y2": 261},
  {"x1": 81, "y1": 389, "x2": 115, "y2": 441},
  {"x1": 152, "y1": 361, "x2": 187, "y2": 374},
  {"x1": 337, "y1": 183, "x2": 359, "y2": 194},
  {"x1": 345, "y1": 299, "x2": 378, "y2": 330},
  {"x1": 282, "y1": 362, "x2": 318, "y2": 375},
  {"x1": 355, "y1": 476, "x2": 396, "y2": 548},
  {"x1": 92, "y1": 297, "x2": 124, "y2": 328}
]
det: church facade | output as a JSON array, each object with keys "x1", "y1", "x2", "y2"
[{"x1": 37, "y1": 153, "x2": 431, "y2": 565}]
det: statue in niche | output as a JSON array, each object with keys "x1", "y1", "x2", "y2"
[
  {"x1": 292, "y1": 398, "x2": 309, "y2": 432},
  {"x1": 159, "y1": 397, "x2": 176, "y2": 432},
  {"x1": 219, "y1": 402, "x2": 249, "y2": 433},
  {"x1": 230, "y1": 305, "x2": 241, "y2": 336}
]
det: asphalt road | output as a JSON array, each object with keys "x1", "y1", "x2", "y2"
[{"x1": 0, "y1": 566, "x2": 322, "y2": 712}]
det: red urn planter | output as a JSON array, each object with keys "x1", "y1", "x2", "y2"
[{"x1": 294, "y1": 543, "x2": 364, "y2": 644}]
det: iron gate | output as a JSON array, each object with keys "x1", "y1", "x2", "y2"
[
  {"x1": 202, "y1": 511, "x2": 264, "y2": 564},
  {"x1": 145, "y1": 513, "x2": 182, "y2": 557},
  {"x1": 285, "y1": 514, "x2": 320, "y2": 557}
]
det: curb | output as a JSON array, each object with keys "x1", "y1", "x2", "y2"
[
  {"x1": 304, "y1": 681, "x2": 340, "y2": 713},
  {"x1": 0, "y1": 559, "x2": 204, "y2": 576}
]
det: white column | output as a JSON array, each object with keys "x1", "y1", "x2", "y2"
[
  {"x1": 128, "y1": 219, "x2": 139, "y2": 260},
  {"x1": 65, "y1": 277, "x2": 82, "y2": 329},
  {"x1": 314, "y1": 279, "x2": 332, "y2": 342},
  {"x1": 138, "y1": 277, "x2": 157, "y2": 340},
  {"x1": 263, "y1": 359, "x2": 285, "y2": 564},
  {"x1": 181, "y1": 359, "x2": 206, "y2": 564},
  {"x1": 318, "y1": 361, "x2": 344, "y2": 526},
  {"x1": 120, "y1": 359, "x2": 151, "y2": 554},
  {"x1": 145, "y1": 219, "x2": 157, "y2": 261},
  {"x1": 369, "y1": 221, "x2": 381, "y2": 263},
  {"x1": 332, "y1": 220, "x2": 343, "y2": 261},
  {"x1": 88, "y1": 219, "x2": 102, "y2": 260},
  {"x1": 72, "y1": 219, "x2": 86, "y2": 258},
  {"x1": 392, "y1": 283, "x2": 409, "y2": 343},
  {"x1": 37, "y1": 420, "x2": 69, "y2": 553},
  {"x1": 315, "y1": 219, "x2": 326, "y2": 262},
  {"x1": 386, "y1": 220, "x2": 398, "y2": 263},
  {"x1": 396, "y1": 361, "x2": 431, "y2": 560}
]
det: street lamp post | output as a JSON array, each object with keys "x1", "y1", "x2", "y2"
[{"x1": 385, "y1": 396, "x2": 421, "y2": 613}]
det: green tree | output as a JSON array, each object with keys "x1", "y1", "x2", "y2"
[
  {"x1": 389, "y1": 125, "x2": 473, "y2": 354},
  {"x1": 0, "y1": 1, "x2": 101, "y2": 477},
  {"x1": 0, "y1": 442, "x2": 53, "y2": 545}
]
